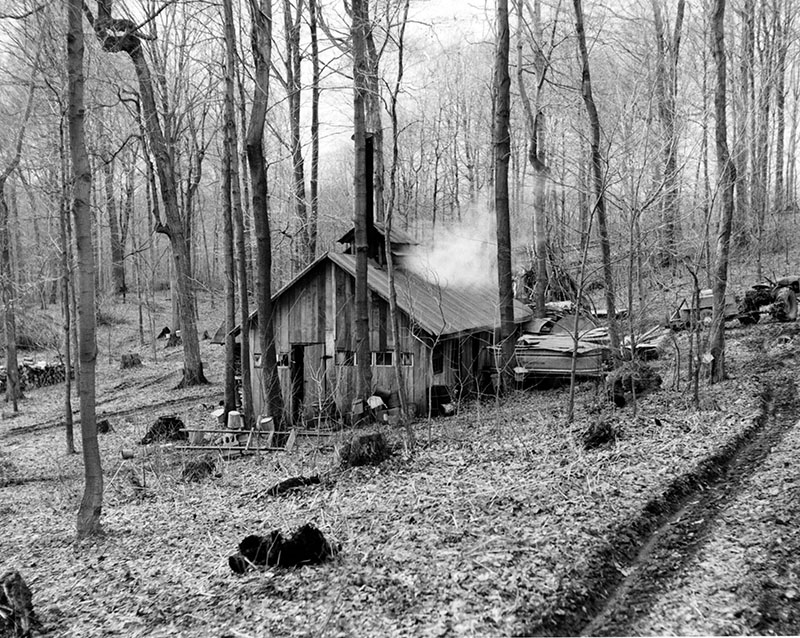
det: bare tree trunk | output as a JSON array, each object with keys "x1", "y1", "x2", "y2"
[
  {"x1": 236, "y1": 67, "x2": 254, "y2": 283},
  {"x1": 386, "y1": 0, "x2": 413, "y2": 449},
  {"x1": 573, "y1": 0, "x2": 621, "y2": 361},
  {"x1": 352, "y1": 0, "x2": 373, "y2": 402},
  {"x1": 0, "y1": 37, "x2": 36, "y2": 414},
  {"x1": 86, "y1": 0, "x2": 206, "y2": 387},
  {"x1": 0, "y1": 182, "x2": 22, "y2": 412},
  {"x1": 69, "y1": 0, "x2": 103, "y2": 538},
  {"x1": 708, "y1": 0, "x2": 737, "y2": 383},
  {"x1": 120, "y1": 153, "x2": 134, "y2": 297},
  {"x1": 732, "y1": 0, "x2": 754, "y2": 247},
  {"x1": 785, "y1": 57, "x2": 798, "y2": 213},
  {"x1": 103, "y1": 156, "x2": 126, "y2": 297},
  {"x1": 364, "y1": 10, "x2": 385, "y2": 226},
  {"x1": 221, "y1": 80, "x2": 237, "y2": 419},
  {"x1": 651, "y1": 0, "x2": 685, "y2": 267},
  {"x1": 773, "y1": 7, "x2": 788, "y2": 215},
  {"x1": 59, "y1": 124, "x2": 76, "y2": 455},
  {"x1": 308, "y1": 0, "x2": 320, "y2": 261},
  {"x1": 516, "y1": 0, "x2": 551, "y2": 317},
  {"x1": 223, "y1": 0, "x2": 253, "y2": 426},
  {"x1": 246, "y1": 0, "x2": 285, "y2": 429},
  {"x1": 282, "y1": 0, "x2": 311, "y2": 266},
  {"x1": 578, "y1": 142, "x2": 590, "y2": 255},
  {"x1": 494, "y1": 0, "x2": 516, "y2": 391},
  {"x1": 752, "y1": 2, "x2": 774, "y2": 279}
]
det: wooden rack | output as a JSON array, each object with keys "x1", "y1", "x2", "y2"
[{"x1": 177, "y1": 415, "x2": 296, "y2": 453}]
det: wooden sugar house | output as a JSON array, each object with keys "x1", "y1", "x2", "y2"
[{"x1": 247, "y1": 222, "x2": 532, "y2": 425}]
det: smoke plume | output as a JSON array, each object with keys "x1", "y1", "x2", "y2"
[{"x1": 401, "y1": 204, "x2": 498, "y2": 290}]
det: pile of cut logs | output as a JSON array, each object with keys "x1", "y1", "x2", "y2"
[{"x1": 0, "y1": 359, "x2": 69, "y2": 393}]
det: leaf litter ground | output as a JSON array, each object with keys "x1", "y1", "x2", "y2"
[{"x1": 1, "y1": 295, "x2": 798, "y2": 637}]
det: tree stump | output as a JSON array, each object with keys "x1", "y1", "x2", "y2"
[
  {"x1": 140, "y1": 415, "x2": 186, "y2": 445},
  {"x1": 181, "y1": 456, "x2": 216, "y2": 482},
  {"x1": 0, "y1": 570, "x2": 38, "y2": 638},
  {"x1": 338, "y1": 431, "x2": 390, "y2": 467},
  {"x1": 582, "y1": 417, "x2": 621, "y2": 450},
  {"x1": 120, "y1": 353, "x2": 142, "y2": 369},
  {"x1": 606, "y1": 361, "x2": 662, "y2": 407}
]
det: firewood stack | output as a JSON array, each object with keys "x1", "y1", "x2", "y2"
[{"x1": 0, "y1": 359, "x2": 69, "y2": 394}]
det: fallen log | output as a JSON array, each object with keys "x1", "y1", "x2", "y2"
[{"x1": 265, "y1": 475, "x2": 321, "y2": 497}]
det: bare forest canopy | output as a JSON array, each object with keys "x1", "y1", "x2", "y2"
[{"x1": 0, "y1": 0, "x2": 798, "y2": 312}]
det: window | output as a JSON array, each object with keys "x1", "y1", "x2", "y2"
[
  {"x1": 401, "y1": 352, "x2": 414, "y2": 366},
  {"x1": 373, "y1": 351, "x2": 394, "y2": 367},
  {"x1": 254, "y1": 353, "x2": 288, "y2": 368},
  {"x1": 335, "y1": 350, "x2": 356, "y2": 366}
]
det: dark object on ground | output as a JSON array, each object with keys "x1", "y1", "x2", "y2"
[
  {"x1": 167, "y1": 331, "x2": 182, "y2": 347},
  {"x1": 181, "y1": 455, "x2": 216, "y2": 482},
  {"x1": 120, "y1": 353, "x2": 142, "y2": 369},
  {"x1": 228, "y1": 523, "x2": 337, "y2": 573},
  {"x1": 156, "y1": 326, "x2": 182, "y2": 347},
  {"x1": 582, "y1": 418, "x2": 621, "y2": 450},
  {"x1": 266, "y1": 475, "x2": 321, "y2": 497},
  {"x1": 0, "y1": 570, "x2": 38, "y2": 638},
  {"x1": 140, "y1": 415, "x2": 187, "y2": 445},
  {"x1": 338, "y1": 432, "x2": 390, "y2": 467},
  {"x1": 607, "y1": 362, "x2": 662, "y2": 408},
  {"x1": 202, "y1": 330, "x2": 210, "y2": 340},
  {"x1": 97, "y1": 419, "x2": 112, "y2": 434},
  {"x1": 233, "y1": 530, "x2": 283, "y2": 570},
  {"x1": 426, "y1": 385, "x2": 453, "y2": 416}
]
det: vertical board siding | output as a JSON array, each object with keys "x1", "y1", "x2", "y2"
[
  {"x1": 247, "y1": 257, "x2": 504, "y2": 423},
  {"x1": 335, "y1": 267, "x2": 351, "y2": 350}
]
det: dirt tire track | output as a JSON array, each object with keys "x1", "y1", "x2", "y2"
[
  {"x1": 522, "y1": 333, "x2": 799, "y2": 637},
  {"x1": 580, "y1": 374, "x2": 798, "y2": 635}
]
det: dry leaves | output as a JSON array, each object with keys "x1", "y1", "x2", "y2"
[{"x1": 0, "y1": 306, "x2": 789, "y2": 637}]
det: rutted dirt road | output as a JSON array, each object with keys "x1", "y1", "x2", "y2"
[
  {"x1": 528, "y1": 323, "x2": 800, "y2": 636},
  {"x1": 584, "y1": 374, "x2": 800, "y2": 635}
]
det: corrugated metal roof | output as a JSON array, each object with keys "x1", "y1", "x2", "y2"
[
  {"x1": 256, "y1": 251, "x2": 531, "y2": 338},
  {"x1": 329, "y1": 253, "x2": 531, "y2": 337}
]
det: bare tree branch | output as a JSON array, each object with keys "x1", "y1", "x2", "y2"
[{"x1": 0, "y1": 4, "x2": 46, "y2": 20}]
